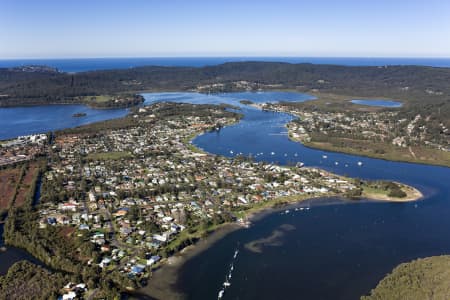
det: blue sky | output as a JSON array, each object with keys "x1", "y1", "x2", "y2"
[{"x1": 1, "y1": 0, "x2": 449, "y2": 58}]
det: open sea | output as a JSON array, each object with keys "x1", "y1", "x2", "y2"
[{"x1": 0, "y1": 57, "x2": 450, "y2": 73}]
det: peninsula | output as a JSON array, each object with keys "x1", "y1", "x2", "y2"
[
  {"x1": 1, "y1": 62, "x2": 448, "y2": 166},
  {"x1": 0, "y1": 100, "x2": 422, "y2": 299}
]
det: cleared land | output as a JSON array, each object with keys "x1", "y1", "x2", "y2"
[
  {"x1": 0, "y1": 167, "x2": 21, "y2": 211},
  {"x1": 14, "y1": 163, "x2": 39, "y2": 207}
]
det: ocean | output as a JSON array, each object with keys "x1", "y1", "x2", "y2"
[{"x1": 0, "y1": 57, "x2": 450, "y2": 73}]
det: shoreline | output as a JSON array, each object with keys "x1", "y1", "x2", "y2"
[
  {"x1": 132, "y1": 222, "x2": 242, "y2": 300},
  {"x1": 246, "y1": 101, "x2": 450, "y2": 168},
  {"x1": 285, "y1": 121, "x2": 450, "y2": 169},
  {"x1": 133, "y1": 189, "x2": 423, "y2": 300},
  {"x1": 1, "y1": 93, "x2": 427, "y2": 297},
  {"x1": 362, "y1": 181, "x2": 424, "y2": 202},
  {"x1": 129, "y1": 102, "x2": 426, "y2": 299}
]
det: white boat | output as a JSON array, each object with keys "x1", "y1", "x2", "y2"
[
  {"x1": 230, "y1": 150, "x2": 234, "y2": 154},
  {"x1": 335, "y1": 161, "x2": 339, "y2": 165},
  {"x1": 223, "y1": 281, "x2": 231, "y2": 287},
  {"x1": 271, "y1": 151, "x2": 275, "y2": 155},
  {"x1": 218, "y1": 290, "x2": 224, "y2": 299},
  {"x1": 285, "y1": 210, "x2": 290, "y2": 214},
  {"x1": 322, "y1": 155, "x2": 328, "y2": 159},
  {"x1": 233, "y1": 250, "x2": 239, "y2": 259},
  {"x1": 358, "y1": 161, "x2": 363, "y2": 166}
]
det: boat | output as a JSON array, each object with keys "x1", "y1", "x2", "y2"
[
  {"x1": 72, "y1": 112, "x2": 87, "y2": 118},
  {"x1": 296, "y1": 162, "x2": 304, "y2": 168},
  {"x1": 223, "y1": 281, "x2": 231, "y2": 287},
  {"x1": 218, "y1": 290, "x2": 224, "y2": 299},
  {"x1": 358, "y1": 161, "x2": 363, "y2": 166},
  {"x1": 233, "y1": 250, "x2": 239, "y2": 259},
  {"x1": 335, "y1": 161, "x2": 339, "y2": 165},
  {"x1": 271, "y1": 151, "x2": 275, "y2": 155},
  {"x1": 322, "y1": 155, "x2": 328, "y2": 159}
]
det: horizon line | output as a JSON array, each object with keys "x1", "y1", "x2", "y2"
[{"x1": 1, "y1": 55, "x2": 450, "y2": 61}]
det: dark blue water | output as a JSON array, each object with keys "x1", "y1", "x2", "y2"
[
  {"x1": 351, "y1": 99, "x2": 402, "y2": 108},
  {"x1": 0, "y1": 224, "x2": 45, "y2": 275},
  {"x1": 142, "y1": 92, "x2": 450, "y2": 300},
  {"x1": 0, "y1": 105, "x2": 128, "y2": 140},
  {"x1": 1, "y1": 57, "x2": 450, "y2": 73}
]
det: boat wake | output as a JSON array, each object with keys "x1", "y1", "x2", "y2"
[{"x1": 218, "y1": 248, "x2": 239, "y2": 299}]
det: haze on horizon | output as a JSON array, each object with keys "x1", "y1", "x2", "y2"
[{"x1": 1, "y1": 0, "x2": 450, "y2": 59}]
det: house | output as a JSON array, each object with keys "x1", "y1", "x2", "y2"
[
  {"x1": 146, "y1": 255, "x2": 161, "y2": 266},
  {"x1": 62, "y1": 291, "x2": 77, "y2": 300},
  {"x1": 79, "y1": 224, "x2": 90, "y2": 230},
  {"x1": 113, "y1": 208, "x2": 129, "y2": 217},
  {"x1": 130, "y1": 264, "x2": 146, "y2": 275}
]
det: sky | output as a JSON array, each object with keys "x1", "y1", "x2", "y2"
[{"x1": 1, "y1": 0, "x2": 450, "y2": 59}]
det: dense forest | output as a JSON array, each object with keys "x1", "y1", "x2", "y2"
[
  {"x1": 1, "y1": 62, "x2": 449, "y2": 107},
  {"x1": 361, "y1": 255, "x2": 450, "y2": 300}
]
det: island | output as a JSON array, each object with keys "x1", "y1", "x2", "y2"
[{"x1": 72, "y1": 112, "x2": 87, "y2": 118}]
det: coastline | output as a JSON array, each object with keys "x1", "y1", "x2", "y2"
[
  {"x1": 362, "y1": 182, "x2": 424, "y2": 202},
  {"x1": 285, "y1": 122, "x2": 450, "y2": 169},
  {"x1": 299, "y1": 139, "x2": 450, "y2": 169},
  {"x1": 0, "y1": 94, "x2": 427, "y2": 298},
  {"x1": 129, "y1": 103, "x2": 426, "y2": 299},
  {"x1": 133, "y1": 189, "x2": 423, "y2": 299},
  {"x1": 245, "y1": 101, "x2": 449, "y2": 168},
  {"x1": 132, "y1": 222, "x2": 242, "y2": 300}
]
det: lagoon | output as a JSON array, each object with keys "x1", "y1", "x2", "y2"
[
  {"x1": 351, "y1": 99, "x2": 402, "y2": 107},
  {"x1": 0, "y1": 105, "x2": 128, "y2": 140}
]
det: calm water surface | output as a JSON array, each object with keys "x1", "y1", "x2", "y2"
[
  {"x1": 0, "y1": 105, "x2": 128, "y2": 140},
  {"x1": 351, "y1": 99, "x2": 402, "y2": 107},
  {"x1": 142, "y1": 92, "x2": 450, "y2": 300},
  {"x1": 2, "y1": 57, "x2": 450, "y2": 72}
]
